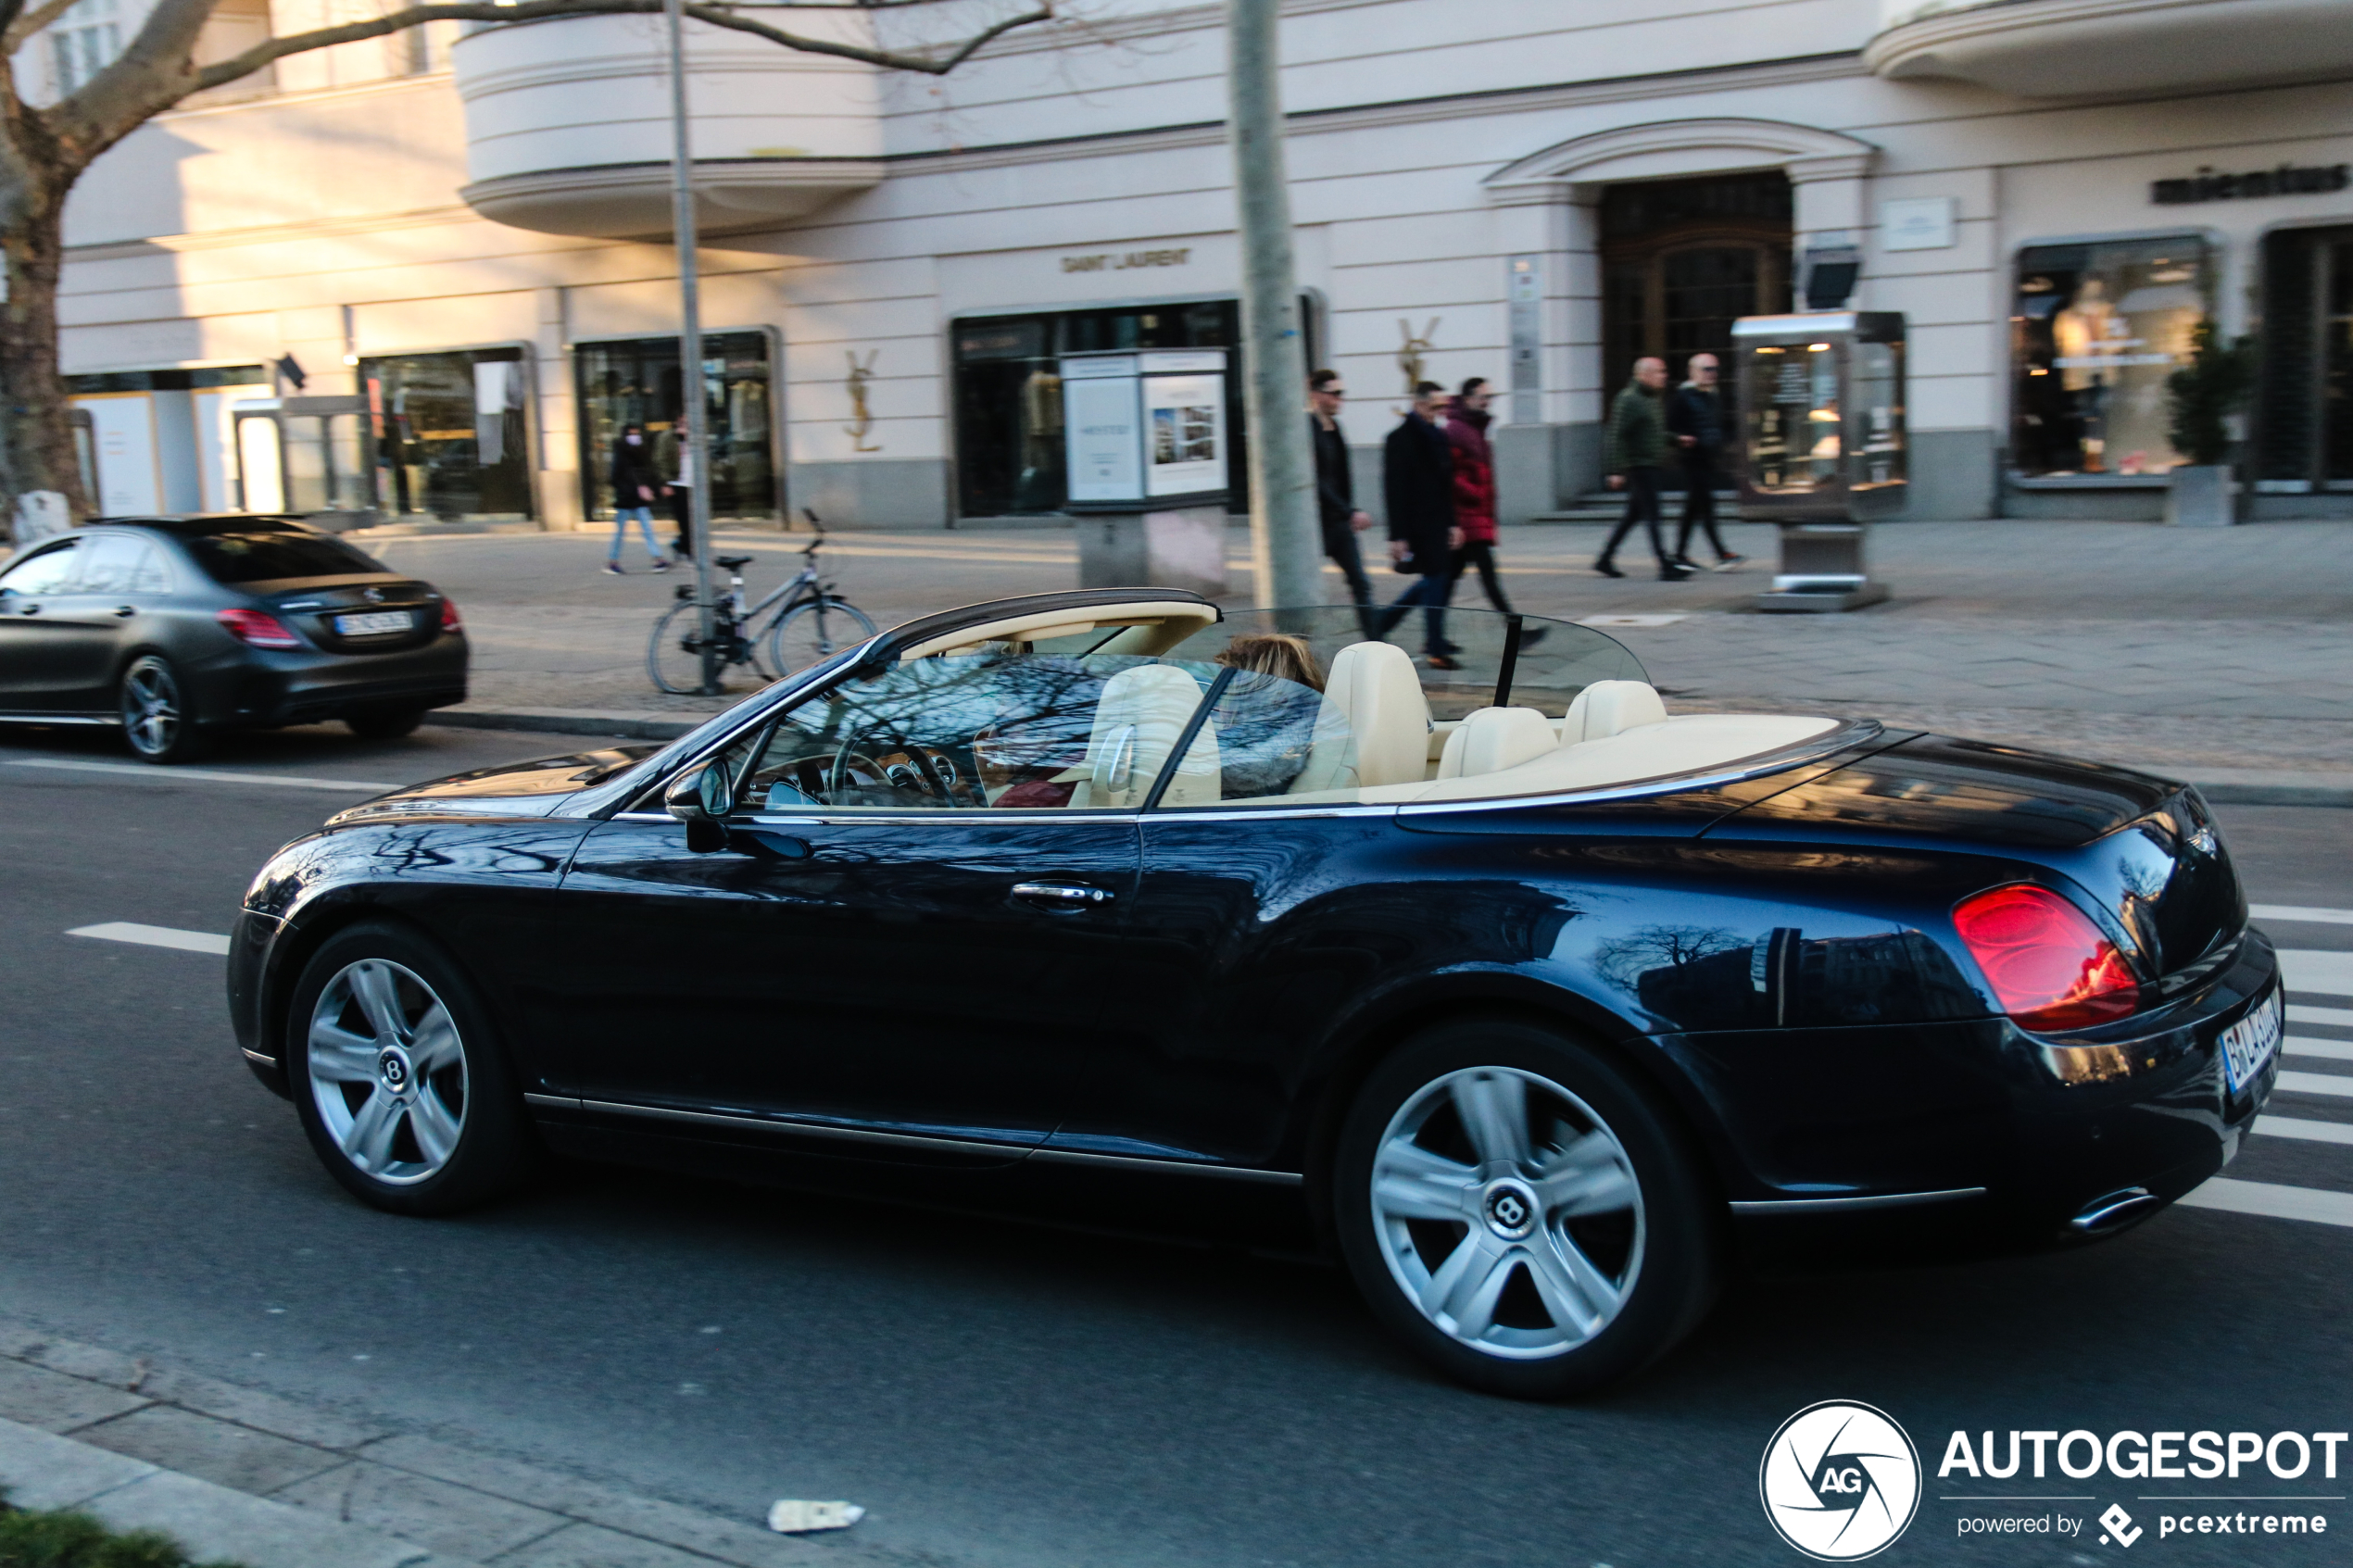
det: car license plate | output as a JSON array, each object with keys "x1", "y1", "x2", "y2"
[
  {"x1": 2221, "y1": 988, "x2": 2284, "y2": 1094},
  {"x1": 333, "y1": 610, "x2": 412, "y2": 635}
]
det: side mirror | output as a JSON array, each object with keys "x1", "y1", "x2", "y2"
[{"x1": 663, "y1": 761, "x2": 733, "y2": 853}]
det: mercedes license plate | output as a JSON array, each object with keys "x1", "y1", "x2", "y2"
[
  {"x1": 2221, "y1": 988, "x2": 2284, "y2": 1094},
  {"x1": 334, "y1": 610, "x2": 412, "y2": 635}
]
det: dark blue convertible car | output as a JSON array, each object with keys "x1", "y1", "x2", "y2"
[{"x1": 228, "y1": 589, "x2": 2280, "y2": 1396}]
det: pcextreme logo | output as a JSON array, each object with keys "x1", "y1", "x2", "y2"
[{"x1": 1760, "y1": 1400, "x2": 1924, "y2": 1561}]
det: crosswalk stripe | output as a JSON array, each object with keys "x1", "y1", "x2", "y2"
[
  {"x1": 2256, "y1": 1116, "x2": 2353, "y2": 1147},
  {"x1": 2254, "y1": 905, "x2": 2353, "y2": 925},
  {"x1": 2290, "y1": 1003, "x2": 2353, "y2": 1028},
  {"x1": 2179, "y1": 1178, "x2": 2353, "y2": 1228},
  {"x1": 2288, "y1": 1037, "x2": 2353, "y2": 1062},
  {"x1": 65, "y1": 922, "x2": 231, "y2": 956},
  {"x1": 2280, "y1": 950, "x2": 2353, "y2": 997},
  {"x1": 2275, "y1": 1070, "x2": 2353, "y2": 1099}
]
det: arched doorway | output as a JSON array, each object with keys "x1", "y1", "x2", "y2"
[{"x1": 1599, "y1": 171, "x2": 1792, "y2": 408}]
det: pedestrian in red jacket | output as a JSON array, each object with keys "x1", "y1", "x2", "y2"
[{"x1": 1444, "y1": 378, "x2": 1543, "y2": 643}]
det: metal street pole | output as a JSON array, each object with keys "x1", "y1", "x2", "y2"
[
  {"x1": 663, "y1": 0, "x2": 719, "y2": 694},
  {"x1": 1225, "y1": 0, "x2": 1320, "y2": 610}
]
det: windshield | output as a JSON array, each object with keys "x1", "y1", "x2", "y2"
[
  {"x1": 184, "y1": 530, "x2": 388, "y2": 584},
  {"x1": 1158, "y1": 605, "x2": 1646, "y2": 721}
]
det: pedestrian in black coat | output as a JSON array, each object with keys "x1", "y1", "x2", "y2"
[
  {"x1": 1374, "y1": 383, "x2": 1464, "y2": 667},
  {"x1": 1666, "y1": 352, "x2": 1746, "y2": 571},
  {"x1": 1307, "y1": 368, "x2": 1376, "y2": 634}
]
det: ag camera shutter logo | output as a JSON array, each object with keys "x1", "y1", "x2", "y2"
[{"x1": 1760, "y1": 1400, "x2": 1922, "y2": 1560}]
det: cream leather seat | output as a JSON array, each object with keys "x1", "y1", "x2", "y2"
[
  {"x1": 1562, "y1": 679, "x2": 1668, "y2": 745},
  {"x1": 1067, "y1": 663, "x2": 1220, "y2": 809},
  {"x1": 1317, "y1": 642, "x2": 1430, "y2": 787},
  {"x1": 1436, "y1": 707, "x2": 1557, "y2": 780}
]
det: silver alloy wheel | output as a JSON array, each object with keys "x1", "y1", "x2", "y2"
[
  {"x1": 306, "y1": 959, "x2": 469, "y2": 1186},
  {"x1": 1369, "y1": 1065, "x2": 1644, "y2": 1360},
  {"x1": 120, "y1": 659, "x2": 181, "y2": 757}
]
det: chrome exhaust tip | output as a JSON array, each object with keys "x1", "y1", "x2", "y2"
[{"x1": 2071, "y1": 1186, "x2": 2162, "y2": 1236}]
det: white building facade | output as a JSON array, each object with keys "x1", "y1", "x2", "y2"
[{"x1": 42, "y1": 0, "x2": 2353, "y2": 529}]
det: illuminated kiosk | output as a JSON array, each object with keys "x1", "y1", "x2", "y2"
[
  {"x1": 1730, "y1": 312, "x2": 1906, "y2": 612},
  {"x1": 1060, "y1": 349, "x2": 1230, "y2": 599}
]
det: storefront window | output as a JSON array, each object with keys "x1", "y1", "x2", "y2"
[
  {"x1": 952, "y1": 300, "x2": 1309, "y2": 519},
  {"x1": 574, "y1": 332, "x2": 776, "y2": 521},
  {"x1": 363, "y1": 347, "x2": 534, "y2": 521},
  {"x1": 2010, "y1": 238, "x2": 2207, "y2": 477}
]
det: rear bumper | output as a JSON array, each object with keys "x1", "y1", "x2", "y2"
[
  {"x1": 1667, "y1": 930, "x2": 2281, "y2": 1249},
  {"x1": 192, "y1": 633, "x2": 468, "y2": 728}
]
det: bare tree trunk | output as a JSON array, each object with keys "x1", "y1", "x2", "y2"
[{"x1": 1, "y1": 186, "x2": 87, "y2": 535}]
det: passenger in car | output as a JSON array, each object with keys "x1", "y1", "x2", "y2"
[
  {"x1": 1213, "y1": 634, "x2": 1338, "y2": 800},
  {"x1": 1213, "y1": 632, "x2": 1325, "y2": 692}
]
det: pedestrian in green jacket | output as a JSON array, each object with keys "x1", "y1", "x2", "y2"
[{"x1": 1596, "y1": 358, "x2": 1692, "y2": 580}]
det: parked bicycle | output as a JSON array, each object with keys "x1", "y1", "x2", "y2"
[{"x1": 646, "y1": 512, "x2": 876, "y2": 695}]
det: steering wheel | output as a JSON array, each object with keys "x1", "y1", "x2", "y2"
[{"x1": 828, "y1": 727, "x2": 958, "y2": 804}]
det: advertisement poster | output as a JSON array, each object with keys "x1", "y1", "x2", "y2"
[
  {"x1": 1061, "y1": 370, "x2": 1142, "y2": 504},
  {"x1": 1142, "y1": 372, "x2": 1224, "y2": 498}
]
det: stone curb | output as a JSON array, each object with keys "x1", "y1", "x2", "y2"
[
  {"x1": 0, "y1": 1318, "x2": 844, "y2": 1568},
  {"x1": 420, "y1": 707, "x2": 2353, "y2": 806},
  {"x1": 0, "y1": 1417, "x2": 457, "y2": 1568}
]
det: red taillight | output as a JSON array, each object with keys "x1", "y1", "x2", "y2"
[
  {"x1": 216, "y1": 608, "x2": 301, "y2": 649},
  {"x1": 1953, "y1": 884, "x2": 2139, "y2": 1031},
  {"x1": 438, "y1": 597, "x2": 461, "y2": 633}
]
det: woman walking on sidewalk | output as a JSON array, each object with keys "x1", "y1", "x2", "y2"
[
  {"x1": 1442, "y1": 377, "x2": 1546, "y2": 646},
  {"x1": 605, "y1": 423, "x2": 672, "y2": 576}
]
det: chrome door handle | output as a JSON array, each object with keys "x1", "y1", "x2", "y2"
[{"x1": 1012, "y1": 881, "x2": 1114, "y2": 908}]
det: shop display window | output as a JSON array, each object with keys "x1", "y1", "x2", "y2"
[
  {"x1": 952, "y1": 299, "x2": 1308, "y2": 519},
  {"x1": 2010, "y1": 238, "x2": 2207, "y2": 478},
  {"x1": 573, "y1": 332, "x2": 775, "y2": 521},
  {"x1": 363, "y1": 346, "x2": 535, "y2": 521}
]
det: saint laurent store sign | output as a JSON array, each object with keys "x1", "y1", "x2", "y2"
[
  {"x1": 1062, "y1": 246, "x2": 1192, "y2": 273},
  {"x1": 2151, "y1": 162, "x2": 2350, "y2": 205}
]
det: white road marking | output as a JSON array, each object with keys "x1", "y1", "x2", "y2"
[
  {"x1": 2274, "y1": 1070, "x2": 2353, "y2": 1099},
  {"x1": 2178, "y1": 1177, "x2": 2353, "y2": 1229},
  {"x1": 67, "y1": 922, "x2": 230, "y2": 956},
  {"x1": 2288, "y1": 1036, "x2": 2353, "y2": 1062},
  {"x1": 1576, "y1": 614, "x2": 1689, "y2": 628},
  {"x1": 2281, "y1": 950, "x2": 2353, "y2": 997},
  {"x1": 2256, "y1": 1116, "x2": 2353, "y2": 1147},
  {"x1": 6, "y1": 758, "x2": 395, "y2": 792},
  {"x1": 2290, "y1": 1003, "x2": 2353, "y2": 1028},
  {"x1": 2253, "y1": 905, "x2": 2353, "y2": 926}
]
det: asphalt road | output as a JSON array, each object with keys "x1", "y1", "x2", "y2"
[{"x1": 2, "y1": 718, "x2": 2349, "y2": 1568}]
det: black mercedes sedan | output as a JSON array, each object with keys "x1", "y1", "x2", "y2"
[
  {"x1": 227, "y1": 589, "x2": 2279, "y2": 1397},
  {"x1": 0, "y1": 516, "x2": 467, "y2": 762}
]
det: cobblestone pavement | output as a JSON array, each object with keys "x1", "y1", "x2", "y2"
[{"x1": 360, "y1": 520, "x2": 2353, "y2": 772}]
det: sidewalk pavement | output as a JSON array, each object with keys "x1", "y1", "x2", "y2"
[
  {"x1": 0, "y1": 1317, "x2": 858, "y2": 1568},
  {"x1": 366, "y1": 519, "x2": 2353, "y2": 794}
]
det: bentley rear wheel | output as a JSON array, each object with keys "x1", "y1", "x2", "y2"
[{"x1": 1334, "y1": 1019, "x2": 1720, "y2": 1398}]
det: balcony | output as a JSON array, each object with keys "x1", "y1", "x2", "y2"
[
  {"x1": 1864, "y1": 0, "x2": 2353, "y2": 97},
  {"x1": 451, "y1": 15, "x2": 883, "y2": 240}
]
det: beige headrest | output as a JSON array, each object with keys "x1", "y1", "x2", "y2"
[
  {"x1": 1326, "y1": 641, "x2": 1429, "y2": 787},
  {"x1": 1439, "y1": 707, "x2": 1557, "y2": 779},
  {"x1": 1075, "y1": 662, "x2": 1218, "y2": 809},
  {"x1": 1562, "y1": 680, "x2": 1667, "y2": 745}
]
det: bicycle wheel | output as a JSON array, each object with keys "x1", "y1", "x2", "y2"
[
  {"x1": 766, "y1": 596, "x2": 877, "y2": 675},
  {"x1": 648, "y1": 602, "x2": 769, "y2": 696}
]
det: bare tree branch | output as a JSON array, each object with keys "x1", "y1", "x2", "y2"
[
  {"x1": 184, "y1": 0, "x2": 1051, "y2": 94},
  {"x1": 4, "y1": 0, "x2": 87, "y2": 56}
]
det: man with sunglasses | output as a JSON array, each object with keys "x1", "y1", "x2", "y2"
[{"x1": 1308, "y1": 368, "x2": 1377, "y2": 632}]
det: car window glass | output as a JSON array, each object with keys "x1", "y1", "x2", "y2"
[
  {"x1": 76, "y1": 533, "x2": 167, "y2": 595},
  {"x1": 0, "y1": 541, "x2": 79, "y2": 595},
  {"x1": 184, "y1": 530, "x2": 385, "y2": 584},
  {"x1": 743, "y1": 652, "x2": 1219, "y2": 812}
]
